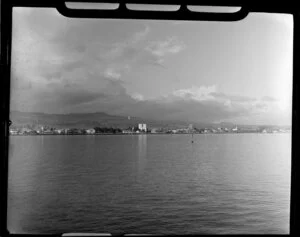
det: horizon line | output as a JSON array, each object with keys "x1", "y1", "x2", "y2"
[{"x1": 10, "y1": 110, "x2": 292, "y2": 128}]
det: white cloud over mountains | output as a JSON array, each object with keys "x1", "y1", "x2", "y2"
[{"x1": 10, "y1": 8, "x2": 292, "y2": 125}]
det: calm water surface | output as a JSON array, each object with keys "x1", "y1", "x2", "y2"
[{"x1": 8, "y1": 134, "x2": 291, "y2": 234}]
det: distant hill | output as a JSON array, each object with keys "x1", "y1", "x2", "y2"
[
  {"x1": 10, "y1": 111, "x2": 289, "y2": 130},
  {"x1": 10, "y1": 110, "x2": 209, "y2": 130}
]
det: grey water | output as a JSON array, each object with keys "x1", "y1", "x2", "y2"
[{"x1": 7, "y1": 133, "x2": 291, "y2": 234}]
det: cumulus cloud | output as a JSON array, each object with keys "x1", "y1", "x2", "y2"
[
  {"x1": 105, "y1": 84, "x2": 287, "y2": 124},
  {"x1": 141, "y1": 85, "x2": 290, "y2": 124},
  {"x1": 10, "y1": 8, "x2": 291, "y2": 126},
  {"x1": 11, "y1": 74, "x2": 291, "y2": 125}
]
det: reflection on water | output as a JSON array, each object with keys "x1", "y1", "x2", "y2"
[
  {"x1": 137, "y1": 135, "x2": 147, "y2": 174},
  {"x1": 8, "y1": 134, "x2": 291, "y2": 234}
]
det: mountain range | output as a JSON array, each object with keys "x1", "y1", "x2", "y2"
[
  {"x1": 10, "y1": 110, "x2": 210, "y2": 130},
  {"x1": 10, "y1": 110, "x2": 288, "y2": 130}
]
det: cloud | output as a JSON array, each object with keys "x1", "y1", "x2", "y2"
[
  {"x1": 11, "y1": 7, "x2": 184, "y2": 97},
  {"x1": 211, "y1": 92, "x2": 257, "y2": 102},
  {"x1": 42, "y1": 82, "x2": 107, "y2": 106},
  {"x1": 98, "y1": 25, "x2": 150, "y2": 63},
  {"x1": 11, "y1": 75, "x2": 291, "y2": 125},
  {"x1": 61, "y1": 61, "x2": 84, "y2": 72},
  {"x1": 57, "y1": 91, "x2": 104, "y2": 106},
  {"x1": 170, "y1": 85, "x2": 217, "y2": 101},
  {"x1": 104, "y1": 68, "x2": 122, "y2": 80},
  {"x1": 131, "y1": 93, "x2": 145, "y2": 101},
  {"x1": 146, "y1": 37, "x2": 186, "y2": 57},
  {"x1": 10, "y1": 9, "x2": 291, "y2": 125},
  {"x1": 131, "y1": 25, "x2": 150, "y2": 44},
  {"x1": 99, "y1": 84, "x2": 279, "y2": 124},
  {"x1": 141, "y1": 85, "x2": 290, "y2": 124},
  {"x1": 12, "y1": 8, "x2": 153, "y2": 83}
]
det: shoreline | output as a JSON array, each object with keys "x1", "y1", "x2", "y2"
[{"x1": 9, "y1": 131, "x2": 291, "y2": 136}]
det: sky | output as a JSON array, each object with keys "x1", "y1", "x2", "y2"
[{"x1": 10, "y1": 7, "x2": 293, "y2": 125}]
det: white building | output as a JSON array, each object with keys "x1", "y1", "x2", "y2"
[
  {"x1": 86, "y1": 128, "x2": 95, "y2": 134},
  {"x1": 138, "y1": 123, "x2": 147, "y2": 132},
  {"x1": 9, "y1": 129, "x2": 18, "y2": 135},
  {"x1": 54, "y1": 129, "x2": 63, "y2": 134}
]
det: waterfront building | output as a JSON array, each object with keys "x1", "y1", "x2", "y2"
[
  {"x1": 86, "y1": 128, "x2": 95, "y2": 134},
  {"x1": 9, "y1": 129, "x2": 19, "y2": 135},
  {"x1": 66, "y1": 128, "x2": 79, "y2": 135},
  {"x1": 20, "y1": 128, "x2": 33, "y2": 134},
  {"x1": 138, "y1": 123, "x2": 147, "y2": 132},
  {"x1": 54, "y1": 129, "x2": 63, "y2": 134}
]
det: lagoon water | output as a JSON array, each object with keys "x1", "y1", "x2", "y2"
[{"x1": 7, "y1": 134, "x2": 291, "y2": 234}]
